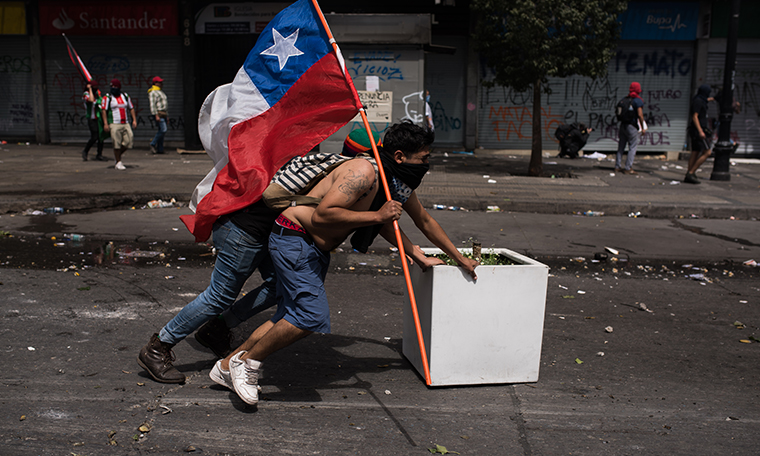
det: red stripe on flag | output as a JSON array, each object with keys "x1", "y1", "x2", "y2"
[{"x1": 180, "y1": 52, "x2": 361, "y2": 242}]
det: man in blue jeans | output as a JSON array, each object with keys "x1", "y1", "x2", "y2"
[
  {"x1": 148, "y1": 76, "x2": 168, "y2": 154},
  {"x1": 137, "y1": 201, "x2": 280, "y2": 383}
]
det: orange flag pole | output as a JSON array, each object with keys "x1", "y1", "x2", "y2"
[
  {"x1": 358, "y1": 112, "x2": 432, "y2": 386},
  {"x1": 311, "y1": 0, "x2": 432, "y2": 386}
]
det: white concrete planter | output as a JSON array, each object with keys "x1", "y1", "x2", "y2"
[{"x1": 403, "y1": 248, "x2": 549, "y2": 386}]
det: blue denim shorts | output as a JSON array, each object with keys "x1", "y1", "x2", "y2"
[{"x1": 269, "y1": 230, "x2": 331, "y2": 333}]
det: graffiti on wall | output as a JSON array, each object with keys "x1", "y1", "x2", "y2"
[
  {"x1": 345, "y1": 51, "x2": 405, "y2": 82},
  {"x1": 430, "y1": 101, "x2": 462, "y2": 133},
  {"x1": 0, "y1": 55, "x2": 32, "y2": 74},
  {"x1": 400, "y1": 91, "x2": 462, "y2": 133},
  {"x1": 479, "y1": 46, "x2": 695, "y2": 151},
  {"x1": 0, "y1": 54, "x2": 34, "y2": 132}
]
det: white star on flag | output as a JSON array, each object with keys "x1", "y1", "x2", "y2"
[{"x1": 260, "y1": 28, "x2": 304, "y2": 70}]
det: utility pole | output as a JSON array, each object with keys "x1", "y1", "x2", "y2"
[{"x1": 710, "y1": 0, "x2": 741, "y2": 181}]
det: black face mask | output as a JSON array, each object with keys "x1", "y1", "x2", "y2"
[
  {"x1": 378, "y1": 152, "x2": 429, "y2": 191},
  {"x1": 110, "y1": 87, "x2": 121, "y2": 97}
]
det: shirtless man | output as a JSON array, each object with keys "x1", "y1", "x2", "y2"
[{"x1": 211, "y1": 121, "x2": 477, "y2": 405}]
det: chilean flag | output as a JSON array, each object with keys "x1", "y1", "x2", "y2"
[
  {"x1": 181, "y1": 0, "x2": 362, "y2": 242},
  {"x1": 63, "y1": 33, "x2": 93, "y2": 82}
]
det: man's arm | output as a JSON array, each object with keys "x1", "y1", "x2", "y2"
[
  {"x1": 692, "y1": 112, "x2": 705, "y2": 139},
  {"x1": 130, "y1": 108, "x2": 137, "y2": 129},
  {"x1": 101, "y1": 99, "x2": 110, "y2": 132},
  {"x1": 311, "y1": 159, "x2": 402, "y2": 229},
  {"x1": 636, "y1": 106, "x2": 646, "y2": 132},
  {"x1": 402, "y1": 192, "x2": 478, "y2": 280}
]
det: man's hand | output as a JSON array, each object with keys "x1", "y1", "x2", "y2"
[
  {"x1": 132, "y1": 120, "x2": 137, "y2": 129},
  {"x1": 417, "y1": 255, "x2": 445, "y2": 271},
  {"x1": 155, "y1": 114, "x2": 160, "y2": 122},
  {"x1": 377, "y1": 200, "x2": 403, "y2": 224},
  {"x1": 404, "y1": 244, "x2": 444, "y2": 271},
  {"x1": 458, "y1": 257, "x2": 479, "y2": 280},
  {"x1": 698, "y1": 130, "x2": 706, "y2": 140},
  {"x1": 104, "y1": 124, "x2": 110, "y2": 132}
]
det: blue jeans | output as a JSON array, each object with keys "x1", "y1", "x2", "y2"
[
  {"x1": 616, "y1": 124, "x2": 639, "y2": 170},
  {"x1": 151, "y1": 118, "x2": 167, "y2": 153},
  {"x1": 159, "y1": 218, "x2": 277, "y2": 345}
]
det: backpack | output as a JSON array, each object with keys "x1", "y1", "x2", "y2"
[
  {"x1": 615, "y1": 96, "x2": 636, "y2": 123},
  {"x1": 262, "y1": 153, "x2": 377, "y2": 209}
]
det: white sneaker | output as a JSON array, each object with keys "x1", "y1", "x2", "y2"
[
  {"x1": 115, "y1": 161, "x2": 126, "y2": 170},
  {"x1": 209, "y1": 359, "x2": 232, "y2": 390},
  {"x1": 229, "y1": 351, "x2": 262, "y2": 405}
]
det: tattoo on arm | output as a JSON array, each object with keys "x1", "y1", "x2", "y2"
[
  {"x1": 338, "y1": 169, "x2": 371, "y2": 202},
  {"x1": 356, "y1": 176, "x2": 377, "y2": 202}
]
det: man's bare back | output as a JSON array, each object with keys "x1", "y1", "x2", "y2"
[{"x1": 281, "y1": 157, "x2": 401, "y2": 251}]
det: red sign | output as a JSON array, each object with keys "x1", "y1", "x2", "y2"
[{"x1": 39, "y1": 1, "x2": 177, "y2": 36}]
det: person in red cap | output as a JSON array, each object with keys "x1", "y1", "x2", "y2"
[
  {"x1": 148, "y1": 76, "x2": 168, "y2": 154},
  {"x1": 615, "y1": 82, "x2": 646, "y2": 175},
  {"x1": 100, "y1": 78, "x2": 136, "y2": 170}
]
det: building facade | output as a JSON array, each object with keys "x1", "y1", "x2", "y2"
[{"x1": 1, "y1": 1, "x2": 758, "y2": 156}]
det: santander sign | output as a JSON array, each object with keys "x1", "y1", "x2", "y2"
[{"x1": 39, "y1": 1, "x2": 177, "y2": 36}]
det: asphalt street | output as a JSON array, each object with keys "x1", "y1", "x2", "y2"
[{"x1": 1, "y1": 144, "x2": 759, "y2": 455}]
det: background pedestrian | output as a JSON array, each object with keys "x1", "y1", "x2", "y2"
[
  {"x1": 684, "y1": 84, "x2": 714, "y2": 184},
  {"x1": 615, "y1": 82, "x2": 646, "y2": 175},
  {"x1": 101, "y1": 79, "x2": 136, "y2": 170},
  {"x1": 148, "y1": 76, "x2": 168, "y2": 154}
]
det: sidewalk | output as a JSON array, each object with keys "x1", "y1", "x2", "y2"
[{"x1": 2, "y1": 143, "x2": 759, "y2": 219}]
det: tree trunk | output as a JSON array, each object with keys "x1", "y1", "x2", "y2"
[{"x1": 528, "y1": 80, "x2": 543, "y2": 177}]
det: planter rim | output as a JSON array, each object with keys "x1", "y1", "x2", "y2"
[{"x1": 421, "y1": 247, "x2": 548, "y2": 268}]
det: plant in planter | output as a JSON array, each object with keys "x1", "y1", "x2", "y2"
[{"x1": 403, "y1": 247, "x2": 549, "y2": 386}]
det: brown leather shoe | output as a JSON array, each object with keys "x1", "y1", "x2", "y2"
[
  {"x1": 137, "y1": 334, "x2": 186, "y2": 383},
  {"x1": 623, "y1": 169, "x2": 638, "y2": 175}
]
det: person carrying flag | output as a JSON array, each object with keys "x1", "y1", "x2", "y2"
[
  {"x1": 101, "y1": 78, "x2": 137, "y2": 170},
  {"x1": 81, "y1": 79, "x2": 107, "y2": 162},
  {"x1": 213, "y1": 121, "x2": 478, "y2": 406}
]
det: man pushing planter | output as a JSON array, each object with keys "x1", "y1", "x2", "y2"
[{"x1": 212, "y1": 121, "x2": 478, "y2": 405}]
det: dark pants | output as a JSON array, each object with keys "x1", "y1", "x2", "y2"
[{"x1": 83, "y1": 118, "x2": 103, "y2": 156}]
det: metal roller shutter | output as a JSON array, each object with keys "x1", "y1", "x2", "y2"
[
  {"x1": 478, "y1": 41, "x2": 694, "y2": 153},
  {"x1": 42, "y1": 36, "x2": 184, "y2": 144},
  {"x1": 425, "y1": 36, "x2": 467, "y2": 147},
  {"x1": 0, "y1": 36, "x2": 35, "y2": 138},
  {"x1": 706, "y1": 52, "x2": 760, "y2": 156}
]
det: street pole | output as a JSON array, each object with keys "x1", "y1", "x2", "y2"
[{"x1": 710, "y1": 0, "x2": 741, "y2": 181}]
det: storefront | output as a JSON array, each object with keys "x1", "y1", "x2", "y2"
[
  {"x1": 38, "y1": 0, "x2": 184, "y2": 144},
  {"x1": 706, "y1": 43, "x2": 759, "y2": 156},
  {"x1": 477, "y1": 1, "x2": 700, "y2": 154},
  {"x1": 0, "y1": 2, "x2": 34, "y2": 139}
]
